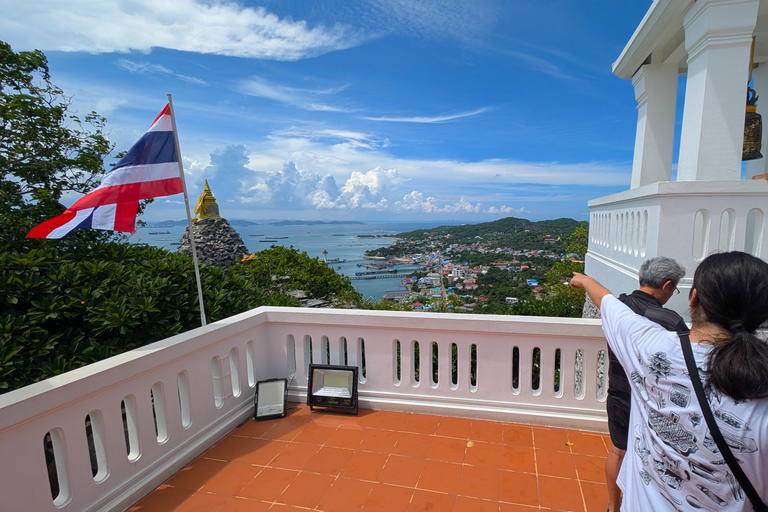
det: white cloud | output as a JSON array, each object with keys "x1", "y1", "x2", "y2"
[
  {"x1": 238, "y1": 76, "x2": 350, "y2": 112},
  {"x1": 117, "y1": 59, "x2": 208, "y2": 85},
  {"x1": 364, "y1": 107, "x2": 491, "y2": 123},
  {"x1": 2, "y1": 0, "x2": 366, "y2": 61}
]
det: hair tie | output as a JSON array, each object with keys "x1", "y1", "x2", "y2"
[{"x1": 729, "y1": 320, "x2": 746, "y2": 333}]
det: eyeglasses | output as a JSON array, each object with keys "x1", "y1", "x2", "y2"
[{"x1": 673, "y1": 286, "x2": 680, "y2": 295}]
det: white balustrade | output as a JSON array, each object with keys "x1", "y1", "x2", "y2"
[
  {"x1": 587, "y1": 180, "x2": 768, "y2": 318},
  {"x1": 0, "y1": 308, "x2": 606, "y2": 512}
]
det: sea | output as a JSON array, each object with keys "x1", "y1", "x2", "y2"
[{"x1": 130, "y1": 221, "x2": 433, "y2": 301}]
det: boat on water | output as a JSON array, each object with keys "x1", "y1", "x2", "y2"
[
  {"x1": 325, "y1": 258, "x2": 346, "y2": 264},
  {"x1": 149, "y1": 231, "x2": 171, "y2": 235},
  {"x1": 333, "y1": 234, "x2": 345, "y2": 236},
  {"x1": 260, "y1": 239, "x2": 279, "y2": 243}
]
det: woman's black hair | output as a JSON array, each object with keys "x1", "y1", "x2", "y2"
[{"x1": 693, "y1": 252, "x2": 768, "y2": 400}]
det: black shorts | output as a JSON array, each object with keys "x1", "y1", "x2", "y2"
[{"x1": 606, "y1": 393, "x2": 631, "y2": 450}]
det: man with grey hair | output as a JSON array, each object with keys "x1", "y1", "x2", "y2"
[{"x1": 605, "y1": 256, "x2": 687, "y2": 512}]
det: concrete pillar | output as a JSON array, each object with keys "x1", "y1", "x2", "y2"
[
  {"x1": 630, "y1": 61, "x2": 678, "y2": 188},
  {"x1": 676, "y1": 0, "x2": 759, "y2": 182},
  {"x1": 747, "y1": 62, "x2": 768, "y2": 178}
]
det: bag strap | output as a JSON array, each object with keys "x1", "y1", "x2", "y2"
[{"x1": 678, "y1": 332, "x2": 768, "y2": 511}]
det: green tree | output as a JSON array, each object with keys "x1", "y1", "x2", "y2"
[{"x1": 0, "y1": 41, "x2": 113, "y2": 248}]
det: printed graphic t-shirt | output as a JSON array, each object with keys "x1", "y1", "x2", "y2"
[{"x1": 601, "y1": 294, "x2": 768, "y2": 512}]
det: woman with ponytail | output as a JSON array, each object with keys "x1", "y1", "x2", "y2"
[{"x1": 570, "y1": 252, "x2": 768, "y2": 512}]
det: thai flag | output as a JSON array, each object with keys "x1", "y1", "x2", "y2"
[{"x1": 27, "y1": 105, "x2": 184, "y2": 239}]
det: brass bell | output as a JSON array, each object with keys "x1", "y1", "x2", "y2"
[{"x1": 743, "y1": 87, "x2": 763, "y2": 161}]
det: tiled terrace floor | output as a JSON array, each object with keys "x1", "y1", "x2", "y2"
[{"x1": 129, "y1": 403, "x2": 610, "y2": 512}]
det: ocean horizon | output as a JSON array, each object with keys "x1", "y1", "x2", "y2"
[{"x1": 131, "y1": 220, "x2": 444, "y2": 300}]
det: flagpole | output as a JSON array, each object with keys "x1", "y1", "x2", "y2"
[{"x1": 167, "y1": 94, "x2": 207, "y2": 326}]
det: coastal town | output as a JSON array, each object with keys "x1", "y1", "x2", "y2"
[{"x1": 356, "y1": 217, "x2": 586, "y2": 313}]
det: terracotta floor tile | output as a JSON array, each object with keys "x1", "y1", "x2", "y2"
[
  {"x1": 469, "y1": 420, "x2": 504, "y2": 444},
  {"x1": 417, "y1": 460, "x2": 462, "y2": 494},
  {"x1": 436, "y1": 417, "x2": 472, "y2": 439},
  {"x1": 376, "y1": 410, "x2": 412, "y2": 431},
  {"x1": 573, "y1": 454, "x2": 606, "y2": 484},
  {"x1": 378, "y1": 454, "x2": 425, "y2": 487},
  {"x1": 220, "y1": 497, "x2": 271, "y2": 512},
  {"x1": 535, "y1": 449, "x2": 577, "y2": 479},
  {"x1": 580, "y1": 480, "x2": 609, "y2": 512},
  {"x1": 235, "y1": 439, "x2": 287, "y2": 466},
  {"x1": 260, "y1": 419, "x2": 306, "y2": 442},
  {"x1": 567, "y1": 431, "x2": 609, "y2": 456},
  {"x1": 128, "y1": 485, "x2": 195, "y2": 511},
  {"x1": 166, "y1": 458, "x2": 228, "y2": 491},
  {"x1": 457, "y1": 465, "x2": 501, "y2": 501},
  {"x1": 537, "y1": 475, "x2": 584, "y2": 511},
  {"x1": 454, "y1": 495, "x2": 500, "y2": 512},
  {"x1": 303, "y1": 446, "x2": 354, "y2": 475},
  {"x1": 531, "y1": 427, "x2": 570, "y2": 452},
  {"x1": 317, "y1": 477, "x2": 374, "y2": 512},
  {"x1": 233, "y1": 419, "x2": 275, "y2": 439},
  {"x1": 340, "y1": 450, "x2": 388, "y2": 481},
  {"x1": 326, "y1": 425, "x2": 367, "y2": 449},
  {"x1": 268, "y1": 442, "x2": 319, "y2": 470},
  {"x1": 501, "y1": 445, "x2": 536, "y2": 474},
  {"x1": 503, "y1": 424, "x2": 534, "y2": 448},
  {"x1": 131, "y1": 406, "x2": 616, "y2": 512},
  {"x1": 358, "y1": 428, "x2": 399, "y2": 453},
  {"x1": 408, "y1": 490, "x2": 456, "y2": 512},
  {"x1": 203, "y1": 436, "x2": 260, "y2": 462},
  {"x1": 337, "y1": 409, "x2": 382, "y2": 428},
  {"x1": 363, "y1": 483, "x2": 414, "y2": 511},
  {"x1": 200, "y1": 462, "x2": 262, "y2": 496},
  {"x1": 393, "y1": 432, "x2": 433, "y2": 459},
  {"x1": 404, "y1": 413, "x2": 441, "y2": 435},
  {"x1": 500, "y1": 471, "x2": 539, "y2": 506},
  {"x1": 465, "y1": 440, "x2": 503, "y2": 468},
  {"x1": 499, "y1": 504, "x2": 539, "y2": 512},
  {"x1": 277, "y1": 471, "x2": 335, "y2": 508},
  {"x1": 292, "y1": 423, "x2": 336, "y2": 445},
  {"x1": 427, "y1": 436, "x2": 467, "y2": 463},
  {"x1": 238, "y1": 467, "x2": 299, "y2": 502},
  {"x1": 175, "y1": 492, "x2": 232, "y2": 512}
]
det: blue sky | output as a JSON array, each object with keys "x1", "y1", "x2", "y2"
[{"x1": 2, "y1": 0, "x2": 651, "y2": 223}]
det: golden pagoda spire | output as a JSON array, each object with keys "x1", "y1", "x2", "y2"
[{"x1": 193, "y1": 179, "x2": 221, "y2": 221}]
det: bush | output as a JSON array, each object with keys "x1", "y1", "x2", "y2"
[{"x1": 0, "y1": 243, "x2": 294, "y2": 392}]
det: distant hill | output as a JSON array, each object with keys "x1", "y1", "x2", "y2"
[{"x1": 396, "y1": 217, "x2": 582, "y2": 240}]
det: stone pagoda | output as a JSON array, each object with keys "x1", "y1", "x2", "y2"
[{"x1": 177, "y1": 180, "x2": 249, "y2": 268}]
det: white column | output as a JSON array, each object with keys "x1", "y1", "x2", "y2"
[
  {"x1": 630, "y1": 62, "x2": 678, "y2": 188},
  {"x1": 747, "y1": 62, "x2": 768, "y2": 178},
  {"x1": 676, "y1": 0, "x2": 759, "y2": 182}
]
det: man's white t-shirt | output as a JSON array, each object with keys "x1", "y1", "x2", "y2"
[{"x1": 601, "y1": 294, "x2": 768, "y2": 512}]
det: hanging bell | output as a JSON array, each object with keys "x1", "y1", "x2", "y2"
[{"x1": 743, "y1": 88, "x2": 763, "y2": 161}]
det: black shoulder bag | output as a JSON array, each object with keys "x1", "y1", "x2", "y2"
[{"x1": 679, "y1": 332, "x2": 768, "y2": 512}]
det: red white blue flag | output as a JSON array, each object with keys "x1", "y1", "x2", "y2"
[{"x1": 27, "y1": 105, "x2": 184, "y2": 239}]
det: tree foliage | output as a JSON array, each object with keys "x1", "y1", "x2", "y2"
[
  {"x1": 232, "y1": 245, "x2": 363, "y2": 304},
  {"x1": 0, "y1": 244, "x2": 296, "y2": 392},
  {"x1": 0, "y1": 40, "x2": 114, "y2": 248}
]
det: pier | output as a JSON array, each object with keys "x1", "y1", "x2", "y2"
[{"x1": 349, "y1": 273, "x2": 415, "y2": 280}]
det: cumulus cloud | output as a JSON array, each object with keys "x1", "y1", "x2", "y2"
[
  {"x1": 487, "y1": 205, "x2": 528, "y2": 214},
  {"x1": 2, "y1": 0, "x2": 366, "y2": 60}
]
